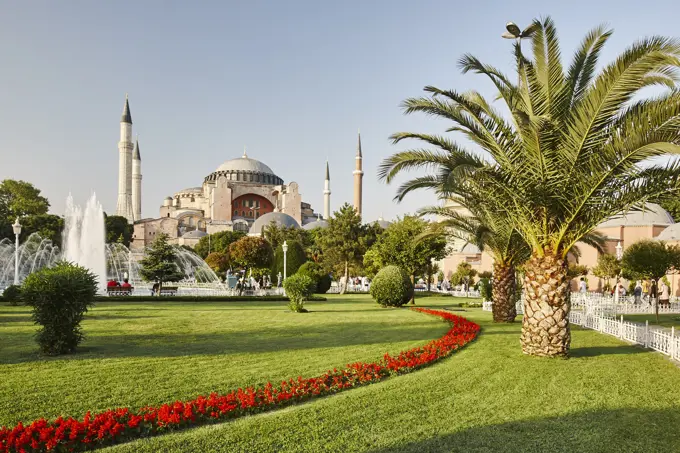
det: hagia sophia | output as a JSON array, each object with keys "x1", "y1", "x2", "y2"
[{"x1": 111, "y1": 96, "x2": 366, "y2": 251}]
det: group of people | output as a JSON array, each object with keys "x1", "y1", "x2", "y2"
[
  {"x1": 339, "y1": 276, "x2": 370, "y2": 291},
  {"x1": 106, "y1": 279, "x2": 132, "y2": 289},
  {"x1": 578, "y1": 277, "x2": 672, "y2": 306}
]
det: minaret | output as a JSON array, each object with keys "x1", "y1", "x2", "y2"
[
  {"x1": 323, "y1": 161, "x2": 331, "y2": 219},
  {"x1": 353, "y1": 130, "x2": 364, "y2": 217},
  {"x1": 115, "y1": 94, "x2": 134, "y2": 222},
  {"x1": 131, "y1": 136, "x2": 142, "y2": 222}
]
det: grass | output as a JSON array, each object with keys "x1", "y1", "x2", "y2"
[
  {"x1": 3, "y1": 295, "x2": 680, "y2": 452},
  {"x1": 623, "y1": 313, "x2": 680, "y2": 329}
]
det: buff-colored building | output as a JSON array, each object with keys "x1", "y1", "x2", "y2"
[{"x1": 438, "y1": 202, "x2": 680, "y2": 294}]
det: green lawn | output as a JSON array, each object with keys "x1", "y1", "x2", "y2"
[
  {"x1": 2, "y1": 295, "x2": 680, "y2": 452},
  {"x1": 623, "y1": 313, "x2": 680, "y2": 329}
]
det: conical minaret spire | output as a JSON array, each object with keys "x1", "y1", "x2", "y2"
[
  {"x1": 353, "y1": 130, "x2": 363, "y2": 217},
  {"x1": 116, "y1": 94, "x2": 134, "y2": 222},
  {"x1": 323, "y1": 161, "x2": 331, "y2": 219},
  {"x1": 131, "y1": 136, "x2": 142, "y2": 222}
]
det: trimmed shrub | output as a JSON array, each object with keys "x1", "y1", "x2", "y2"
[
  {"x1": 3, "y1": 284, "x2": 22, "y2": 306},
  {"x1": 271, "y1": 241, "x2": 306, "y2": 282},
  {"x1": 370, "y1": 265, "x2": 413, "y2": 307},
  {"x1": 297, "y1": 261, "x2": 332, "y2": 294},
  {"x1": 477, "y1": 278, "x2": 492, "y2": 302},
  {"x1": 21, "y1": 262, "x2": 98, "y2": 355},
  {"x1": 283, "y1": 274, "x2": 314, "y2": 313}
]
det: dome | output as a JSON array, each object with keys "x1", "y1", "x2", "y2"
[
  {"x1": 597, "y1": 203, "x2": 674, "y2": 228},
  {"x1": 375, "y1": 217, "x2": 392, "y2": 229},
  {"x1": 215, "y1": 156, "x2": 275, "y2": 174},
  {"x1": 250, "y1": 212, "x2": 300, "y2": 234},
  {"x1": 303, "y1": 219, "x2": 328, "y2": 230},
  {"x1": 460, "y1": 243, "x2": 481, "y2": 254},
  {"x1": 656, "y1": 223, "x2": 680, "y2": 241},
  {"x1": 179, "y1": 187, "x2": 202, "y2": 193},
  {"x1": 182, "y1": 230, "x2": 207, "y2": 239},
  {"x1": 204, "y1": 153, "x2": 283, "y2": 185}
]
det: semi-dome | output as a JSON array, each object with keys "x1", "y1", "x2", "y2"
[
  {"x1": 656, "y1": 223, "x2": 680, "y2": 241},
  {"x1": 303, "y1": 219, "x2": 328, "y2": 230},
  {"x1": 250, "y1": 212, "x2": 300, "y2": 234},
  {"x1": 205, "y1": 153, "x2": 283, "y2": 185},
  {"x1": 597, "y1": 203, "x2": 674, "y2": 228},
  {"x1": 182, "y1": 230, "x2": 207, "y2": 239},
  {"x1": 460, "y1": 243, "x2": 481, "y2": 254}
]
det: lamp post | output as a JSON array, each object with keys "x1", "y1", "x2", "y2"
[
  {"x1": 502, "y1": 22, "x2": 537, "y2": 88},
  {"x1": 615, "y1": 241, "x2": 623, "y2": 303},
  {"x1": 12, "y1": 218, "x2": 22, "y2": 285},
  {"x1": 282, "y1": 241, "x2": 288, "y2": 281}
]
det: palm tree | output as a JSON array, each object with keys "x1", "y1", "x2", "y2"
[{"x1": 381, "y1": 17, "x2": 680, "y2": 357}]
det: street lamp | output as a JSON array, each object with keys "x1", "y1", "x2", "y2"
[
  {"x1": 12, "y1": 218, "x2": 22, "y2": 285},
  {"x1": 282, "y1": 241, "x2": 288, "y2": 281},
  {"x1": 502, "y1": 21, "x2": 537, "y2": 88},
  {"x1": 615, "y1": 241, "x2": 623, "y2": 303}
]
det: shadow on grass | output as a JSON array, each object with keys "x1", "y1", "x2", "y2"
[
  {"x1": 570, "y1": 345, "x2": 648, "y2": 357},
  {"x1": 1, "y1": 321, "x2": 447, "y2": 365},
  {"x1": 368, "y1": 408, "x2": 680, "y2": 453}
]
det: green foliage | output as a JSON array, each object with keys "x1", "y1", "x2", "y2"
[
  {"x1": 437, "y1": 270, "x2": 446, "y2": 282},
  {"x1": 0, "y1": 179, "x2": 50, "y2": 239},
  {"x1": 229, "y1": 236, "x2": 273, "y2": 271},
  {"x1": 592, "y1": 254, "x2": 622, "y2": 279},
  {"x1": 283, "y1": 274, "x2": 314, "y2": 312},
  {"x1": 364, "y1": 216, "x2": 448, "y2": 280},
  {"x1": 297, "y1": 261, "x2": 332, "y2": 293},
  {"x1": 20, "y1": 214, "x2": 64, "y2": 246},
  {"x1": 262, "y1": 223, "x2": 312, "y2": 251},
  {"x1": 138, "y1": 233, "x2": 185, "y2": 290},
  {"x1": 656, "y1": 198, "x2": 680, "y2": 223},
  {"x1": 317, "y1": 203, "x2": 366, "y2": 285},
  {"x1": 21, "y1": 262, "x2": 98, "y2": 355},
  {"x1": 205, "y1": 252, "x2": 230, "y2": 273},
  {"x1": 104, "y1": 214, "x2": 133, "y2": 247},
  {"x1": 477, "y1": 278, "x2": 492, "y2": 302},
  {"x1": 370, "y1": 265, "x2": 413, "y2": 307},
  {"x1": 2, "y1": 284, "x2": 22, "y2": 306},
  {"x1": 452, "y1": 262, "x2": 477, "y2": 287},
  {"x1": 194, "y1": 231, "x2": 245, "y2": 259},
  {"x1": 621, "y1": 240, "x2": 680, "y2": 280},
  {"x1": 567, "y1": 264, "x2": 589, "y2": 278},
  {"x1": 271, "y1": 241, "x2": 306, "y2": 282}
]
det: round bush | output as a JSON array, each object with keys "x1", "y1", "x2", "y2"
[
  {"x1": 370, "y1": 265, "x2": 413, "y2": 307},
  {"x1": 2, "y1": 284, "x2": 22, "y2": 306},
  {"x1": 297, "y1": 261, "x2": 332, "y2": 294},
  {"x1": 21, "y1": 261, "x2": 98, "y2": 355},
  {"x1": 283, "y1": 273, "x2": 314, "y2": 312}
]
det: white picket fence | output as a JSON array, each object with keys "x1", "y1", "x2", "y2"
[{"x1": 482, "y1": 298, "x2": 680, "y2": 361}]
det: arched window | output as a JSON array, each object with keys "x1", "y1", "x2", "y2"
[
  {"x1": 188, "y1": 217, "x2": 194, "y2": 227},
  {"x1": 191, "y1": 196, "x2": 195, "y2": 202},
  {"x1": 249, "y1": 210, "x2": 253, "y2": 217},
  {"x1": 255, "y1": 211, "x2": 260, "y2": 218},
  {"x1": 236, "y1": 172, "x2": 241, "y2": 181},
  {"x1": 167, "y1": 213, "x2": 170, "y2": 217},
  {"x1": 234, "y1": 210, "x2": 238, "y2": 217},
  {"x1": 249, "y1": 174, "x2": 253, "y2": 182},
  {"x1": 241, "y1": 211, "x2": 245, "y2": 217}
]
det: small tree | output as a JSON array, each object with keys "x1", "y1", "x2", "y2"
[
  {"x1": 592, "y1": 254, "x2": 621, "y2": 292},
  {"x1": 567, "y1": 264, "x2": 589, "y2": 278},
  {"x1": 139, "y1": 233, "x2": 184, "y2": 295},
  {"x1": 205, "y1": 251, "x2": 230, "y2": 273},
  {"x1": 21, "y1": 262, "x2": 98, "y2": 355},
  {"x1": 229, "y1": 236, "x2": 273, "y2": 294},
  {"x1": 194, "y1": 230, "x2": 245, "y2": 259},
  {"x1": 284, "y1": 274, "x2": 314, "y2": 312},
  {"x1": 621, "y1": 240, "x2": 680, "y2": 321},
  {"x1": 452, "y1": 262, "x2": 477, "y2": 290}
]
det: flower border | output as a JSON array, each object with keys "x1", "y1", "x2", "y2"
[{"x1": 0, "y1": 308, "x2": 479, "y2": 452}]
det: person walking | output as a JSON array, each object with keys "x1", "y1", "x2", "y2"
[
  {"x1": 578, "y1": 277, "x2": 587, "y2": 293},
  {"x1": 642, "y1": 279, "x2": 650, "y2": 302},
  {"x1": 659, "y1": 280, "x2": 670, "y2": 308},
  {"x1": 634, "y1": 281, "x2": 643, "y2": 304},
  {"x1": 650, "y1": 279, "x2": 658, "y2": 307}
]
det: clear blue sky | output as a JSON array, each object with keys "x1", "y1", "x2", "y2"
[{"x1": 1, "y1": 0, "x2": 678, "y2": 221}]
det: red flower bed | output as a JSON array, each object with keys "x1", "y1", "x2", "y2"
[{"x1": 0, "y1": 308, "x2": 479, "y2": 452}]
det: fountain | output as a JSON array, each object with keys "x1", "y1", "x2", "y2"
[
  {"x1": 0, "y1": 193, "x2": 226, "y2": 294},
  {"x1": 63, "y1": 193, "x2": 107, "y2": 291}
]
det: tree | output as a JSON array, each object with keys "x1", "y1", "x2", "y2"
[
  {"x1": 20, "y1": 214, "x2": 64, "y2": 246},
  {"x1": 229, "y1": 236, "x2": 273, "y2": 294},
  {"x1": 317, "y1": 203, "x2": 365, "y2": 294},
  {"x1": 271, "y1": 240, "x2": 306, "y2": 282},
  {"x1": 451, "y1": 262, "x2": 477, "y2": 288},
  {"x1": 205, "y1": 252, "x2": 230, "y2": 273},
  {"x1": 592, "y1": 254, "x2": 621, "y2": 292},
  {"x1": 567, "y1": 264, "x2": 589, "y2": 279},
  {"x1": 0, "y1": 179, "x2": 51, "y2": 241},
  {"x1": 138, "y1": 233, "x2": 184, "y2": 295},
  {"x1": 104, "y1": 214, "x2": 133, "y2": 247},
  {"x1": 363, "y1": 216, "x2": 448, "y2": 303},
  {"x1": 621, "y1": 240, "x2": 680, "y2": 321},
  {"x1": 262, "y1": 223, "x2": 312, "y2": 251},
  {"x1": 194, "y1": 231, "x2": 245, "y2": 259},
  {"x1": 380, "y1": 17, "x2": 680, "y2": 357}
]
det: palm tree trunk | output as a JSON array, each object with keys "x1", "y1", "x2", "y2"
[
  {"x1": 521, "y1": 249, "x2": 570, "y2": 357},
  {"x1": 492, "y1": 262, "x2": 516, "y2": 323}
]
